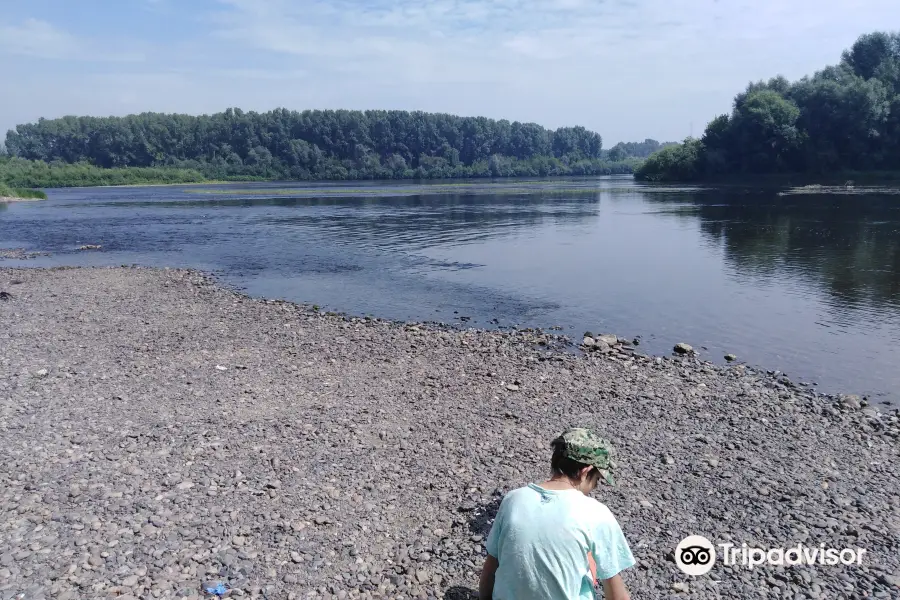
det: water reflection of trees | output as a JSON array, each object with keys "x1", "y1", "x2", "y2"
[{"x1": 644, "y1": 190, "x2": 900, "y2": 308}]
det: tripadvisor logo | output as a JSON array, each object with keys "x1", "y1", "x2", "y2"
[
  {"x1": 675, "y1": 535, "x2": 716, "y2": 576},
  {"x1": 675, "y1": 535, "x2": 867, "y2": 575}
]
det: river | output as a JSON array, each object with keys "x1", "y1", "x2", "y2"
[{"x1": 2, "y1": 176, "x2": 898, "y2": 405}]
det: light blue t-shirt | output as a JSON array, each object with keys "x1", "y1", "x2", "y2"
[{"x1": 486, "y1": 484, "x2": 635, "y2": 600}]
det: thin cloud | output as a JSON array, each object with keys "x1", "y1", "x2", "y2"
[
  {"x1": 0, "y1": 19, "x2": 84, "y2": 60},
  {"x1": 0, "y1": 18, "x2": 145, "y2": 62}
]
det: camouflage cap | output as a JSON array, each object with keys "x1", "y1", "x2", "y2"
[{"x1": 553, "y1": 427, "x2": 616, "y2": 486}]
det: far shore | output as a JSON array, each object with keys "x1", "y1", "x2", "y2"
[
  {"x1": 20, "y1": 170, "x2": 900, "y2": 193},
  {"x1": 0, "y1": 196, "x2": 43, "y2": 203},
  {"x1": 31, "y1": 175, "x2": 625, "y2": 190},
  {"x1": 640, "y1": 171, "x2": 900, "y2": 187},
  {"x1": 1, "y1": 266, "x2": 898, "y2": 599}
]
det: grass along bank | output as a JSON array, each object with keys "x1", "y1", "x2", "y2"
[
  {"x1": 0, "y1": 182, "x2": 46, "y2": 201},
  {"x1": 0, "y1": 156, "x2": 642, "y2": 189},
  {"x1": 0, "y1": 158, "x2": 207, "y2": 188}
]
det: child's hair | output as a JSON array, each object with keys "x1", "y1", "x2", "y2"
[{"x1": 550, "y1": 440, "x2": 599, "y2": 480}]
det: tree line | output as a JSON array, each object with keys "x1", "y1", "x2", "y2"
[
  {"x1": 3, "y1": 109, "x2": 644, "y2": 183},
  {"x1": 636, "y1": 32, "x2": 900, "y2": 181},
  {"x1": 607, "y1": 139, "x2": 676, "y2": 161}
]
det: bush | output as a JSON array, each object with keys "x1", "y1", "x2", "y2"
[
  {"x1": 634, "y1": 139, "x2": 704, "y2": 182},
  {"x1": 0, "y1": 158, "x2": 206, "y2": 188},
  {"x1": 0, "y1": 182, "x2": 47, "y2": 199}
]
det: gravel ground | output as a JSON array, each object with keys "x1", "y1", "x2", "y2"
[{"x1": 1, "y1": 267, "x2": 898, "y2": 600}]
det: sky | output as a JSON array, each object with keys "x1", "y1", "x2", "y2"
[{"x1": 0, "y1": 0, "x2": 897, "y2": 145}]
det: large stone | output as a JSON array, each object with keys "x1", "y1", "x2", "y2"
[
  {"x1": 840, "y1": 394, "x2": 862, "y2": 410},
  {"x1": 674, "y1": 343, "x2": 694, "y2": 354},
  {"x1": 597, "y1": 334, "x2": 619, "y2": 346}
]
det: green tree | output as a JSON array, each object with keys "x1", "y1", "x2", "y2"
[
  {"x1": 637, "y1": 30, "x2": 900, "y2": 181},
  {"x1": 4, "y1": 108, "x2": 637, "y2": 183},
  {"x1": 634, "y1": 138, "x2": 703, "y2": 182},
  {"x1": 791, "y1": 70, "x2": 889, "y2": 171},
  {"x1": 729, "y1": 90, "x2": 802, "y2": 172}
]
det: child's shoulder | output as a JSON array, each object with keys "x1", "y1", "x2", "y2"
[
  {"x1": 575, "y1": 495, "x2": 617, "y2": 520},
  {"x1": 502, "y1": 485, "x2": 538, "y2": 502}
]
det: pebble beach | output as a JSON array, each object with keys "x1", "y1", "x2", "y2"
[{"x1": 1, "y1": 266, "x2": 898, "y2": 600}]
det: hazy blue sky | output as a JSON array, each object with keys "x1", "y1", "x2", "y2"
[{"x1": 1, "y1": 0, "x2": 896, "y2": 144}]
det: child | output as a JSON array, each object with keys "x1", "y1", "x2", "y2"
[{"x1": 478, "y1": 428, "x2": 634, "y2": 600}]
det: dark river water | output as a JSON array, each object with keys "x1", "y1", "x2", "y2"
[{"x1": 2, "y1": 177, "x2": 899, "y2": 405}]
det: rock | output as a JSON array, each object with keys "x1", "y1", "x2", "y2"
[
  {"x1": 176, "y1": 481, "x2": 194, "y2": 490},
  {"x1": 597, "y1": 334, "x2": 618, "y2": 346},
  {"x1": 638, "y1": 499, "x2": 653, "y2": 509},
  {"x1": 122, "y1": 575, "x2": 140, "y2": 587},
  {"x1": 880, "y1": 574, "x2": 900, "y2": 588},
  {"x1": 290, "y1": 551, "x2": 303, "y2": 563},
  {"x1": 841, "y1": 394, "x2": 863, "y2": 410},
  {"x1": 35, "y1": 368, "x2": 49, "y2": 378},
  {"x1": 215, "y1": 365, "x2": 228, "y2": 371},
  {"x1": 663, "y1": 455, "x2": 675, "y2": 465},
  {"x1": 282, "y1": 574, "x2": 298, "y2": 584},
  {"x1": 505, "y1": 383, "x2": 519, "y2": 391},
  {"x1": 582, "y1": 336, "x2": 595, "y2": 347},
  {"x1": 77, "y1": 244, "x2": 102, "y2": 251},
  {"x1": 674, "y1": 343, "x2": 694, "y2": 354},
  {"x1": 672, "y1": 581, "x2": 690, "y2": 593},
  {"x1": 725, "y1": 354, "x2": 737, "y2": 362},
  {"x1": 415, "y1": 569, "x2": 430, "y2": 584}
]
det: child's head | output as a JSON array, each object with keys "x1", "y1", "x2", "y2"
[{"x1": 550, "y1": 428, "x2": 615, "y2": 494}]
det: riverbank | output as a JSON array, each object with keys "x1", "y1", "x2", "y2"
[
  {"x1": 0, "y1": 185, "x2": 46, "y2": 203},
  {"x1": 637, "y1": 169, "x2": 900, "y2": 186},
  {"x1": 1, "y1": 267, "x2": 898, "y2": 600},
  {"x1": 1, "y1": 156, "x2": 639, "y2": 190},
  {"x1": 0, "y1": 197, "x2": 43, "y2": 204}
]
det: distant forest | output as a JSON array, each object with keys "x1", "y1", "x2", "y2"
[
  {"x1": 2, "y1": 110, "x2": 657, "y2": 184},
  {"x1": 606, "y1": 139, "x2": 676, "y2": 160},
  {"x1": 636, "y1": 31, "x2": 900, "y2": 182}
]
